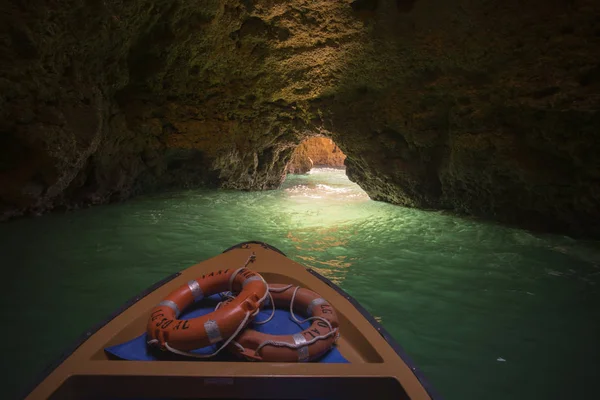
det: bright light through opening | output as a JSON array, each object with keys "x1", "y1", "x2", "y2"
[
  {"x1": 281, "y1": 167, "x2": 371, "y2": 230},
  {"x1": 285, "y1": 168, "x2": 369, "y2": 202}
]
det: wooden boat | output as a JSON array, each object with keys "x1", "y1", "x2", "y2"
[{"x1": 24, "y1": 241, "x2": 441, "y2": 400}]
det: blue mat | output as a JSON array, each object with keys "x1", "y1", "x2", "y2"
[{"x1": 105, "y1": 293, "x2": 348, "y2": 363}]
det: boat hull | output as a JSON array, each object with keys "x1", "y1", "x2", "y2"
[{"x1": 23, "y1": 241, "x2": 440, "y2": 400}]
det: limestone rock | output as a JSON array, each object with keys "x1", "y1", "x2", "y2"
[
  {"x1": 301, "y1": 137, "x2": 346, "y2": 168},
  {"x1": 1, "y1": 0, "x2": 599, "y2": 237},
  {"x1": 287, "y1": 148, "x2": 313, "y2": 175},
  {"x1": 287, "y1": 137, "x2": 345, "y2": 173}
]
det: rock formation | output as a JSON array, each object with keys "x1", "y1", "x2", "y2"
[
  {"x1": 1, "y1": 0, "x2": 599, "y2": 237},
  {"x1": 286, "y1": 145, "x2": 313, "y2": 175},
  {"x1": 287, "y1": 137, "x2": 346, "y2": 173}
]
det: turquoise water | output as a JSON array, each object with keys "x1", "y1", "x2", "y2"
[{"x1": 1, "y1": 168, "x2": 599, "y2": 399}]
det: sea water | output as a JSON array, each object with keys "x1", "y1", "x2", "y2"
[{"x1": 1, "y1": 168, "x2": 599, "y2": 399}]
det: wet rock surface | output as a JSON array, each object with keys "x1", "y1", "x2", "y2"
[{"x1": 1, "y1": 0, "x2": 599, "y2": 237}]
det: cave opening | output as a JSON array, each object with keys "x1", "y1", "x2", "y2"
[
  {"x1": 3, "y1": 0, "x2": 600, "y2": 398},
  {"x1": 286, "y1": 136, "x2": 347, "y2": 175},
  {"x1": 281, "y1": 135, "x2": 369, "y2": 204}
]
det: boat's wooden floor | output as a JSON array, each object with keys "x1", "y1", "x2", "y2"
[{"x1": 25, "y1": 242, "x2": 434, "y2": 400}]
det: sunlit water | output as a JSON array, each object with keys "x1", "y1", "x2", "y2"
[{"x1": 1, "y1": 168, "x2": 600, "y2": 399}]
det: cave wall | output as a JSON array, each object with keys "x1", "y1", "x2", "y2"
[
  {"x1": 326, "y1": 0, "x2": 600, "y2": 236},
  {"x1": 301, "y1": 137, "x2": 346, "y2": 168},
  {"x1": 1, "y1": 0, "x2": 599, "y2": 237}
]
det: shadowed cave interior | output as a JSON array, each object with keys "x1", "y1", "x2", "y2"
[
  {"x1": 1, "y1": 0, "x2": 599, "y2": 236},
  {"x1": 2, "y1": 2, "x2": 600, "y2": 400}
]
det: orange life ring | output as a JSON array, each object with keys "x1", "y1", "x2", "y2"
[
  {"x1": 146, "y1": 267, "x2": 268, "y2": 354},
  {"x1": 229, "y1": 283, "x2": 340, "y2": 362}
]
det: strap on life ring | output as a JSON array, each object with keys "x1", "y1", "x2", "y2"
[
  {"x1": 229, "y1": 283, "x2": 340, "y2": 362},
  {"x1": 146, "y1": 267, "x2": 268, "y2": 358}
]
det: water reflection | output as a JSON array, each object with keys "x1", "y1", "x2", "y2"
[
  {"x1": 283, "y1": 168, "x2": 369, "y2": 204},
  {"x1": 286, "y1": 229, "x2": 355, "y2": 285},
  {"x1": 280, "y1": 168, "x2": 369, "y2": 284},
  {"x1": 2, "y1": 168, "x2": 600, "y2": 400}
]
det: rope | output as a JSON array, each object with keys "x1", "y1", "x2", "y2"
[
  {"x1": 227, "y1": 251, "x2": 259, "y2": 293},
  {"x1": 253, "y1": 291, "x2": 275, "y2": 325},
  {"x1": 289, "y1": 286, "x2": 334, "y2": 333},
  {"x1": 219, "y1": 291, "x2": 235, "y2": 300},
  {"x1": 239, "y1": 251, "x2": 269, "y2": 307},
  {"x1": 237, "y1": 285, "x2": 340, "y2": 359},
  {"x1": 243, "y1": 252, "x2": 256, "y2": 268},
  {"x1": 162, "y1": 310, "x2": 252, "y2": 359},
  {"x1": 252, "y1": 284, "x2": 294, "y2": 325},
  {"x1": 231, "y1": 340, "x2": 245, "y2": 352},
  {"x1": 268, "y1": 284, "x2": 294, "y2": 293},
  {"x1": 148, "y1": 252, "x2": 273, "y2": 359},
  {"x1": 215, "y1": 292, "x2": 236, "y2": 310},
  {"x1": 254, "y1": 328, "x2": 339, "y2": 356},
  {"x1": 228, "y1": 267, "x2": 245, "y2": 293},
  {"x1": 150, "y1": 275, "x2": 269, "y2": 359}
]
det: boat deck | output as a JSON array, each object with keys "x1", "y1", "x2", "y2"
[{"x1": 25, "y1": 242, "x2": 437, "y2": 400}]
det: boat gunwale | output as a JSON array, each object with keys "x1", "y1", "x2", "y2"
[
  {"x1": 224, "y1": 241, "x2": 442, "y2": 400},
  {"x1": 222, "y1": 241, "x2": 287, "y2": 256},
  {"x1": 19, "y1": 271, "x2": 181, "y2": 399},
  {"x1": 21, "y1": 240, "x2": 442, "y2": 400},
  {"x1": 304, "y1": 269, "x2": 443, "y2": 400}
]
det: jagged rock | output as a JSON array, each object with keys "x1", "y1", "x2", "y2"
[
  {"x1": 287, "y1": 149, "x2": 313, "y2": 175},
  {"x1": 1, "y1": 0, "x2": 599, "y2": 237}
]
